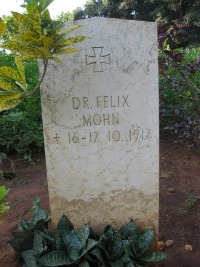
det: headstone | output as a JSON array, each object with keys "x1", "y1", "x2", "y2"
[{"x1": 41, "y1": 18, "x2": 159, "y2": 232}]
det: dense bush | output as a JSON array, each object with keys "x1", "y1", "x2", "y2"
[
  {"x1": 158, "y1": 23, "x2": 200, "y2": 146},
  {"x1": 0, "y1": 51, "x2": 44, "y2": 159}
]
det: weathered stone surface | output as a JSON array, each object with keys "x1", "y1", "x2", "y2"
[{"x1": 41, "y1": 17, "x2": 159, "y2": 232}]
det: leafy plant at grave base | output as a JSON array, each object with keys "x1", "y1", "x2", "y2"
[
  {"x1": 0, "y1": 0, "x2": 87, "y2": 112},
  {"x1": 0, "y1": 185, "x2": 10, "y2": 223},
  {"x1": 8, "y1": 196, "x2": 50, "y2": 254},
  {"x1": 158, "y1": 21, "x2": 200, "y2": 146},
  {"x1": 9, "y1": 198, "x2": 166, "y2": 267},
  {"x1": 178, "y1": 194, "x2": 198, "y2": 215}
]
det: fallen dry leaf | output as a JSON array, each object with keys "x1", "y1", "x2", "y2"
[
  {"x1": 166, "y1": 239, "x2": 174, "y2": 248},
  {"x1": 167, "y1": 187, "x2": 175, "y2": 193},
  {"x1": 184, "y1": 244, "x2": 193, "y2": 251},
  {"x1": 157, "y1": 241, "x2": 165, "y2": 251}
]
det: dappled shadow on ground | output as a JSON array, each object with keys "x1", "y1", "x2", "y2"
[{"x1": 0, "y1": 139, "x2": 200, "y2": 267}]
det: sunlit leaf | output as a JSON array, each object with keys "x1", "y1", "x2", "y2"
[
  {"x1": 0, "y1": 21, "x2": 6, "y2": 37},
  {"x1": 0, "y1": 92, "x2": 24, "y2": 111},
  {"x1": 55, "y1": 48, "x2": 78, "y2": 54},
  {"x1": 0, "y1": 76, "x2": 21, "y2": 92}
]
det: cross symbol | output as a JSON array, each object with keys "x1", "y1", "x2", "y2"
[
  {"x1": 85, "y1": 47, "x2": 111, "y2": 73},
  {"x1": 53, "y1": 133, "x2": 60, "y2": 144}
]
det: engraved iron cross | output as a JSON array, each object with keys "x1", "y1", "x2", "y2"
[{"x1": 85, "y1": 47, "x2": 111, "y2": 73}]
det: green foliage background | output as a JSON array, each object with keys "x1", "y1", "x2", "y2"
[{"x1": 0, "y1": 51, "x2": 43, "y2": 158}]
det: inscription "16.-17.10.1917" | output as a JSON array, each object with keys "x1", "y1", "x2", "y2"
[{"x1": 67, "y1": 128, "x2": 151, "y2": 144}]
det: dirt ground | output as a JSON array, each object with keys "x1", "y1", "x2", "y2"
[{"x1": 0, "y1": 138, "x2": 200, "y2": 267}]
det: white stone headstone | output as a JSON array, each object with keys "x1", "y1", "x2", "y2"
[{"x1": 41, "y1": 18, "x2": 159, "y2": 232}]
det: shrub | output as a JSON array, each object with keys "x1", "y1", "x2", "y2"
[
  {"x1": 0, "y1": 52, "x2": 44, "y2": 160},
  {"x1": 0, "y1": 104, "x2": 44, "y2": 160},
  {"x1": 158, "y1": 22, "x2": 200, "y2": 146}
]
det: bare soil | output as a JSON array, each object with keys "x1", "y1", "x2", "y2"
[{"x1": 0, "y1": 138, "x2": 200, "y2": 267}]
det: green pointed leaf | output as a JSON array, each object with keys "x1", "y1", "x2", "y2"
[
  {"x1": 110, "y1": 260, "x2": 124, "y2": 267},
  {"x1": 122, "y1": 240, "x2": 134, "y2": 257},
  {"x1": 55, "y1": 232, "x2": 65, "y2": 250},
  {"x1": 0, "y1": 21, "x2": 6, "y2": 37},
  {"x1": 38, "y1": 250, "x2": 71, "y2": 266},
  {"x1": 90, "y1": 247, "x2": 105, "y2": 263},
  {"x1": 33, "y1": 230, "x2": 44, "y2": 256},
  {"x1": 142, "y1": 252, "x2": 166, "y2": 262},
  {"x1": 104, "y1": 225, "x2": 114, "y2": 238},
  {"x1": 120, "y1": 254, "x2": 134, "y2": 267},
  {"x1": 87, "y1": 238, "x2": 99, "y2": 251},
  {"x1": 135, "y1": 229, "x2": 154, "y2": 256},
  {"x1": 30, "y1": 204, "x2": 50, "y2": 227},
  {"x1": 63, "y1": 232, "x2": 82, "y2": 260},
  {"x1": 9, "y1": 231, "x2": 34, "y2": 254},
  {"x1": 79, "y1": 259, "x2": 90, "y2": 267},
  {"x1": 57, "y1": 215, "x2": 74, "y2": 236},
  {"x1": 63, "y1": 25, "x2": 80, "y2": 35},
  {"x1": 119, "y1": 220, "x2": 139, "y2": 240},
  {"x1": 15, "y1": 56, "x2": 27, "y2": 86},
  {"x1": 22, "y1": 250, "x2": 37, "y2": 267},
  {"x1": 108, "y1": 238, "x2": 123, "y2": 261},
  {"x1": 38, "y1": 0, "x2": 54, "y2": 13},
  {"x1": 51, "y1": 57, "x2": 62, "y2": 63},
  {"x1": 18, "y1": 218, "x2": 31, "y2": 231},
  {"x1": 55, "y1": 48, "x2": 78, "y2": 55},
  {"x1": 75, "y1": 224, "x2": 90, "y2": 247}
]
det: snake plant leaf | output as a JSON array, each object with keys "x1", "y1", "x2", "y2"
[
  {"x1": 57, "y1": 215, "x2": 74, "y2": 236},
  {"x1": 79, "y1": 259, "x2": 90, "y2": 267},
  {"x1": 0, "y1": 92, "x2": 23, "y2": 111},
  {"x1": 22, "y1": 250, "x2": 37, "y2": 267},
  {"x1": 103, "y1": 225, "x2": 114, "y2": 238},
  {"x1": 55, "y1": 231, "x2": 65, "y2": 250},
  {"x1": 30, "y1": 203, "x2": 50, "y2": 227},
  {"x1": 135, "y1": 229, "x2": 154, "y2": 256},
  {"x1": 63, "y1": 232, "x2": 82, "y2": 260},
  {"x1": 33, "y1": 230, "x2": 44, "y2": 256},
  {"x1": 122, "y1": 240, "x2": 134, "y2": 257},
  {"x1": 38, "y1": 250, "x2": 71, "y2": 266},
  {"x1": 18, "y1": 217, "x2": 32, "y2": 231},
  {"x1": 90, "y1": 247, "x2": 108, "y2": 265},
  {"x1": 118, "y1": 219, "x2": 140, "y2": 240},
  {"x1": 108, "y1": 238, "x2": 123, "y2": 261},
  {"x1": 8, "y1": 231, "x2": 33, "y2": 254},
  {"x1": 120, "y1": 254, "x2": 135, "y2": 267},
  {"x1": 142, "y1": 252, "x2": 166, "y2": 262},
  {"x1": 86, "y1": 238, "x2": 99, "y2": 251},
  {"x1": 110, "y1": 259, "x2": 124, "y2": 267},
  {"x1": 75, "y1": 224, "x2": 90, "y2": 247}
]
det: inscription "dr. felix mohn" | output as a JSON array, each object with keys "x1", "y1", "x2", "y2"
[{"x1": 72, "y1": 95, "x2": 130, "y2": 109}]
